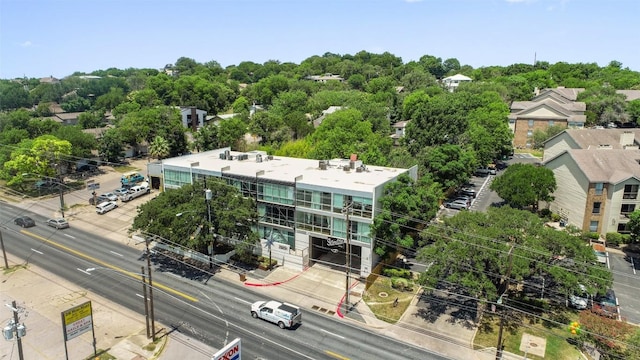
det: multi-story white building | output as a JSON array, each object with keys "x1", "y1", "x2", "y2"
[{"x1": 148, "y1": 148, "x2": 417, "y2": 277}]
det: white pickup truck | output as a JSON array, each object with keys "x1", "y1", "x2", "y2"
[
  {"x1": 120, "y1": 182, "x2": 150, "y2": 202},
  {"x1": 251, "y1": 300, "x2": 302, "y2": 329}
]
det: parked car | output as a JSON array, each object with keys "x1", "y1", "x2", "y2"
[
  {"x1": 46, "y1": 218, "x2": 69, "y2": 229},
  {"x1": 120, "y1": 183, "x2": 150, "y2": 202},
  {"x1": 121, "y1": 172, "x2": 146, "y2": 186},
  {"x1": 113, "y1": 188, "x2": 129, "y2": 197},
  {"x1": 444, "y1": 199, "x2": 469, "y2": 210},
  {"x1": 458, "y1": 188, "x2": 476, "y2": 198},
  {"x1": 569, "y1": 284, "x2": 590, "y2": 310},
  {"x1": 474, "y1": 168, "x2": 491, "y2": 177},
  {"x1": 89, "y1": 194, "x2": 110, "y2": 205},
  {"x1": 14, "y1": 216, "x2": 36, "y2": 228},
  {"x1": 102, "y1": 192, "x2": 118, "y2": 201},
  {"x1": 593, "y1": 289, "x2": 618, "y2": 318},
  {"x1": 96, "y1": 201, "x2": 118, "y2": 215}
]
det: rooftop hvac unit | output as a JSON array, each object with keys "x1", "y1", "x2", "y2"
[
  {"x1": 343, "y1": 165, "x2": 350, "y2": 172},
  {"x1": 219, "y1": 153, "x2": 226, "y2": 160},
  {"x1": 350, "y1": 160, "x2": 356, "y2": 169},
  {"x1": 319, "y1": 160, "x2": 327, "y2": 170},
  {"x1": 238, "y1": 154, "x2": 248, "y2": 161},
  {"x1": 356, "y1": 166, "x2": 363, "y2": 173},
  {"x1": 267, "y1": 155, "x2": 274, "y2": 160},
  {"x1": 224, "y1": 150, "x2": 231, "y2": 160},
  {"x1": 256, "y1": 154, "x2": 263, "y2": 163}
]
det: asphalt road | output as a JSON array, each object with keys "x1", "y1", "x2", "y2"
[
  {"x1": 608, "y1": 251, "x2": 640, "y2": 323},
  {"x1": 0, "y1": 203, "x2": 449, "y2": 360}
]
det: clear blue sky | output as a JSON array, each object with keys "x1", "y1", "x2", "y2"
[{"x1": 1, "y1": 0, "x2": 639, "y2": 79}]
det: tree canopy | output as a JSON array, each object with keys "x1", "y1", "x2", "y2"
[{"x1": 490, "y1": 163, "x2": 557, "y2": 211}]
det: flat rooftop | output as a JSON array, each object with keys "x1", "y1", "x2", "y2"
[{"x1": 160, "y1": 148, "x2": 412, "y2": 193}]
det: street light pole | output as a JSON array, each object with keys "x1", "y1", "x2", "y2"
[
  {"x1": 58, "y1": 173, "x2": 66, "y2": 218},
  {"x1": 205, "y1": 189, "x2": 213, "y2": 268}
]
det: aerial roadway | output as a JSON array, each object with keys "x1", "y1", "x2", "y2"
[{"x1": 1, "y1": 204, "x2": 450, "y2": 360}]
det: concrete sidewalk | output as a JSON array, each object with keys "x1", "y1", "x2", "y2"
[{"x1": 2, "y1": 160, "x2": 497, "y2": 360}]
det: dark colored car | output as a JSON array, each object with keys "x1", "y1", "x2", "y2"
[
  {"x1": 593, "y1": 289, "x2": 618, "y2": 318},
  {"x1": 14, "y1": 216, "x2": 36, "y2": 228},
  {"x1": 89, "y1": 194, "x2": 110, "y2": 205}
]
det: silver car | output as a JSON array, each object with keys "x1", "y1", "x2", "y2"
[
  {"x1": 46, "y1": 218, "x2": 69, "y2": 229},
  {"x1": 444, "y1": 199, "x2": 469, "y2": 210}
]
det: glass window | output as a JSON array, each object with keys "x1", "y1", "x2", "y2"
[
  {"x1": 259, "y1": 183, "x2": 294, "y2": 205},
  {"x1": 624, "y1": 184, "x2": 639, "y2": 199},
  {"x1": 333, "y1": 194, "x2": 373, "y2": 218},
  {"x1": 528, "y1": 119, "x2": 534, "y2": 127},
  {"x1": 527, "y1": 130, "x2": 533, "y2": 137},
  {"x1": 332, "y1": 218, "x2": 371, "y2": 244},
  {"x1": 621, "y1": 204, "x2": 636, "y2": 214},
  {"x1": 295, "y1": 189, "x2": 331, "y2": 211},
  {"x1": 258, "y1": 204, "x2": 294, "y2": 228},
  {"x1": 589, "y1": 221, "x2": 598, "y2": 232},
  {"x1": 549, "y1": 120, "x2": 555, "y2": 127},
  {"x1": 295, "y1": 211, "x2": 330, "y2": 235},
  {"x1": 164, "y1": 169, "x2": 191, "y2": 188},
  {"x1": 592, "y1": 202, "x2": 601, "y2": 214},
  {"x1": 617, "y1": 223, "x2": 630, "y2": 234},
  {"x1": 594, "y1": 183, "x2": 604, "y2": 195}
]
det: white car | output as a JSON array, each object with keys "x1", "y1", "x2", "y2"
[{"x1": 96, "y1": 201, "x2": 118, "y2": 215}]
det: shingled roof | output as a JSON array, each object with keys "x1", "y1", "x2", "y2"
[{"x1": 564, "y1": 148, "x2": 640, "y2": 184}]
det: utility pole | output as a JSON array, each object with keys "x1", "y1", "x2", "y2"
[
  {"x1": 58, "y1": 174, "x2": 65, "y2": 218},
  {"x1": 205, "y1": 189, "x2": 213, "y2": 268},
  {"x1": 3, "y1": 301, "x2": 26, "y2": 360},
  {"x1": 0, "y1": 229, "x2": 9, "y2": 269},
  {"x1": 141, "y1": 266, "x2": 150, "y2": 338},
  {"x1": 343, "y1": 201, "x2": 353, "y2": 313},
  {"x1": 144, "y1": 239, "x2": 156, "y2": 341},
  {"x1": 495, "y1": 243, "x2": 515, "y2": 360}
]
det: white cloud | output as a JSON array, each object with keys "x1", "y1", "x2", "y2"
[{"x1": 20, "y1": 41, "x2": 32, "y2": 47}]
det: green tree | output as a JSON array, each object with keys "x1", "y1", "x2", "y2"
[
  {"x1": 626, "y1": 99, "x2": 640, "y2": 124},
  {"x1": 490, "y1": 163, "x2": 556, "y2": 211},
  {"x1": 371, "y1": 174, "x2": 442, "y2": 259},
  {"x1": 217, "y1": 117, "x2": 247, "y2": 150},
  {"x1": 77, "y1": 112, "x2": 104, "y2": 129},
  {"x1": 0, "y1": 80, "x2": 31, "y2": 110},
  {"x1": 130, "y1": 181, "x2": 257, "y2": 253},
  {"x1": 627, "y1": 210, "x2": 640, "y2": 243},
  {"x1": 2, "y1": 135, "x2": 72, "y2": 188},
  {"x1": 532, "y1": 124, "x2": 565, "y2": 149},
  {"x1": 419, "y1": 144, "x2": 476, "y2": 190},
  {"x1": 94, "y1": 87, "x2": 126, "y2": 111},
  {"x1": 52, "y1": 125, "x2": 97, "y2": 158},
  {"x1": 98, "y1": 128, "x2": 125, "y2": 163},
  {"x1": 192, "y1": 123, "x2": 220, "y2": 152},
  {"x1": 149, "y1": 135, "x2": 170, "y2": 160},
  {"x1": 418, "y1": 207, "x2": 612, "y2": 310}
]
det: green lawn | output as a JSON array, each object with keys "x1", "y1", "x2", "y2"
[
  {"x1": 474, "y1": 311, "x2": 583, "y2": 359},
  {"x1": 363, "y1": 276, "x2": 418, "y2": 323}
]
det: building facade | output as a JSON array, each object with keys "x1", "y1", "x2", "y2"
[
  {"x1": 148, "y1": 148, "x2": 417, "y2": 277},
  {"x1": 543, "y1": 129, "x2": 640, "y2": 235}
]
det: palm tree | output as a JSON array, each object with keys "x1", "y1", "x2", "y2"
[{"x1": 149, "y1": 135, "x2": 170, "y2": 160}]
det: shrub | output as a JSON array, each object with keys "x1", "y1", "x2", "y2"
[
  {"x1": 583, "y1": 232, "x2": 600, "y2": 240},
  {"x1": 539, "y1": 208, "x2": 552, "y2": 219},
  {"x1": 605, "y1": 232, "x2": 623, "y2": 247},
  {"x1": 391, "y1": 277, "x2": 414, "y2": 292},
  {"x1": 551, "y1": 213, "x2": 562, "y2": 222},
  {"x1": 383, "y1": 267, "x2": 411, "y2": 279}
]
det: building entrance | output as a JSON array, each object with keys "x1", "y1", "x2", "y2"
[{"x1": 310, "y1": 236, "x2": 361, "y2": 275}]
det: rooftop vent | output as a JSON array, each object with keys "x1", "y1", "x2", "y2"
[{"x1": 319, "y1": 160, "x2": 327, "y2": 170}]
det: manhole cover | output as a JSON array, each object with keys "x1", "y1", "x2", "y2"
[{"x1": 379, "y1": 292, "x2": 388, "y2": 298}]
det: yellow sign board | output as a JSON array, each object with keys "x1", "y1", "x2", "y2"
[{"x1": 62, "y1": 301, "x2": 93, "y2": 340}]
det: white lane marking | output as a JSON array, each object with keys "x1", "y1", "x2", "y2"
[
  {"x1": 64, "y1": 234, "x2": 75, "y2": 239},
  {"x1": 31, "y1": 248, "x2": 43, "y2": 255},
  {"x1": 110, "y1": 251, "x2": 123, "y2": 257},
  {"x1": 77, "y1": 268, "x2": 92, "y2": 275},
  {"x1": 321, "y1": 328, "x2": 345, "y2": 339},
  {"x1": 234, "y1": 297, "x2": 251, "y2": 304},
  {"x1": 200, "y1": 291, "x2": 224, "y2": 315}
]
